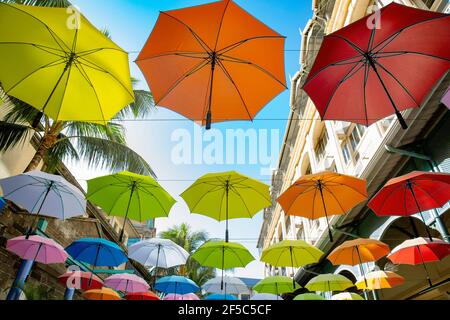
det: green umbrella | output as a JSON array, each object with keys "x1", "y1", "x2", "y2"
[
  {"x1": 293, "y1": 293, "x2": 326, "y2": 300},
  {"x1": 305, "y1": 274, "x2": 354, "y2": 293},
  {"x1": 87, "y1": 171, "x2": 175, "y2": 241},
  {"x1": 253, "y1": 276, "x2": 300, "y2": 299},
  {"x1": 180, "y1": 171, "x2": 271, "y2": 242},
  {"x1": 191, "y1": 240, "x2": 254, "y2": 290},
  {"x1": 260, "y1": 240, "x2": 324, "y2": 287}
]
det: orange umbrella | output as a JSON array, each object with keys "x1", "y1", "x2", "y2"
[
  {"x1": 277, "y1": 171, "x2": 367, "y2": 242},
  {"x1": 136, "y1": 0, "x2": 286, "y2": 129},
  {"x1": 356, "y1": 271, "x2": 404, "y2": 290},
  {"x1": 83, "y1": 287, "x2": 121, "y2": 300}
]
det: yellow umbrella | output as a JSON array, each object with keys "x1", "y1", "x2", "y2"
[
  {"x1": 0, "y1": 3, "x2": 134, "y2": 123},
  {"x1": 356, "y1": 271, "x2": 404, "y2": 290},
  {"x1": 331, "y1": 292, "x2": 365, "y2": 300}
]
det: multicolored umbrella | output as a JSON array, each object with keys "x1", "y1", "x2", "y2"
[
  {"x1": 293, "y1": 293, "x2": 325, "y2": 301},
  {"x1": 164, "y1": 293, "x2": 200, "y2": 301},
  {"x1": 83, "y1": 287, "x2": 121, "y2": 300},
  {"x1": 181, "y1": 171, "x2": 271, "y2": 242},
  {"x1": 278, "y1": 171, "x2": 367, "y2": 241},
  {"x1": 65, "y1": 238, "x2": 128, "y2": 267},
  {"x1": 369, "y1": 171, "x2": 450, "y2": 241},
  {"x1": 253, "y1": 276, "x2": 300, "y2": 298},
  {"x1": 87, "y1": 171, "x2": 176, "y2": 241},
  {"x1": 125, "y1": 291, "x2": 160, "y2": 301},
  {"x1": 204, "y1": 294, "x2": 237, "y2": 301},
  {"x1": 356, "y1": 271, "x2": 404, "y2": 290},
  {"x1": 104, "y1": 273, "x2": 149, "y2": 293},
  {"x1": 0, "y1": 3, "x2": 134, "y2": 124},
  {"x1": 154, "y1": 276, "x2": 199, "y2": 297},
  {"x1": 331, "y1": 292, "x2": 364, "y2": 300},
  {"x1": 305, "y1": 274, "x2": 354, "y2": 293},
  {"x1": 7, "y1": 235, "x2": 67, "y2": 264},
  {"x1": 136, "y1": 0, "x2": 286, "y2": 129},
  {"x1": 302, "y1": 3, "x2": 450, "y2": 129},
  {"x1": 202, "y1": 276, "x2": 249, "y2": 295},
  {"x1": 387, "y1": 237, "x2": 450, "y2": 287},
  {"x1": 58, "y1": 271, "x2": 103, "y2": 291}
]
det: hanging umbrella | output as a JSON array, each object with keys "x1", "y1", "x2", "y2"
[
  {"x1": 0, "y1": 171, "x2": 86, "y2": 236},
  {"x1": 387, "y1": 237, "x2": 450, "y2": 287},
  {"x1": 0, "y1": 3, "x2": 134, "y2": 124},
  {"x1": 104, "y1": 273, "x2": 149, "y2": 293},
  {"x1": 253, "y1": 276, "x2": 300, "y2": 298},
  {"x1": 204, "y1": 294, "x2": 237, "y2": 301},
  {"x1": 181, "y1": 171, "x2": 271, "y2": 242},
  {"x1": 277, "y1": 171, "x2": 367, "y2": 242},
  {"x1": 87, "y1": 171, "x2": 175, "y2": 241},
  {"x1": 355, "y1": 271, "x2": 404, "y2": 290},
  {"x1": 302, "y1": 2, "x2": 450, "y2": 129},
  {"x1": 305, "y1": 274, "x2": 354, "y2": 293},
  {"x1": 125, "y1": 291, "x2": 160, "y2": 300},
  {"x1": 83, "y1": 287, "x2": 122, "y2": 300},
  {"x1": 202, "y1": 276, "x2": 249, "y2": 295},
  {"x1": 327, "y1": 238, "x2": 390, "y2": 287},
  {"x1": 155, "y1": 276, "x2": 199, "y2": 299},
  {"x1": 58, "y1": 271, "x2": 103, "y2": 291},
  {"x1": 251, "y1": 293, "x2": 283, "y2": 301},
  {"x1": 293, "y1": 293, "x2": 325, "y2": 301},
  {"x1": 332, "y1": 292, "x2": 364, "y2": 300},
  {"x1": 369, "y1": 171, "x2": 450, "y2": 241},
  {"x1": 7, "y1": 235, "x2": 68, "y2": 264},
  {"x1": 136, "y1": 0, "x2": 286, "y2": 129},
  {"x1": 261, "y1": 240, "x2": 324, "y2": 287},
  {"x1": 164, "y1": 293, "x2": 200, "y2": 301},
  {"x1": 191, "y1": 240, "x2": 254, "y2": 290},
  {"x1": 65, "y1": 238, "x2": 128, "y2": 267}
]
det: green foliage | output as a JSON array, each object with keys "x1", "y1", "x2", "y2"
[
  {"x1": 0, "y1": 0, "x2": 71, "y2": 7},
  {"x1": 21, "y1": 282, "x2": 55, "y2": 300}
]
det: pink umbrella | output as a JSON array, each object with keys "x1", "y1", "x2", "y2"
[
  {"x1": 7, "y1": 235, "x2": 68, "y2": 264},
  {"x1": 104, "y1": 273, "x2": 149, "y2": 293},
  {"x1": 164, "y1": 293, "x2": 200, "y2": 300}
]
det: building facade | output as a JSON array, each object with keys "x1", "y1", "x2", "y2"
[{"x1": 257, "y1": 0, "x2": 450, "y2": 300}]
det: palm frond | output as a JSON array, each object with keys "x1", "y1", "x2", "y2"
[
  {"x1": 0, "y1": 0, "x2": 71, "y2": 7},
  {"x1": 68, "y1": 136, "x2": 156, "y2": 177},
  {"x1": 45, "y1": 133, "x2": 79, "y2": 172},
  {"x1": 114, "y1": 90, "x2": 155, "y2": 120},
  {"x1": 0, "y1": 121, "x2": 34, "y2": 152},
  {"x1": 64, "y1": 121, "x2": 126, "y2": 143},
  {"x1": 2, "y1": 96, "x2": 43, "y2": 128}
]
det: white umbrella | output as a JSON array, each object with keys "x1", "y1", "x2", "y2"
[
  {"x1": 128, "y1": 238, "x2": 189, "y2": 268},
  {"x1": 251, "y1": 293, "x2": 283, "y2": 300},
  {"x1": 0, "y1": 171, "x2": 86, "y2": 233},
  {"x1": 202, "y1": 276, "x2": 249, "y2": 295}
]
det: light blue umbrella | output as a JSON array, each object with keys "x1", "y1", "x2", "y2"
[
  {"x1": 205, "y1": 294, "x2": 238, "y2": 300},
  {"x1": 65, "y1": 238, "x2": 128, "y2": 267},
  {"x1": 155, "y1": 276, "x2": 199, "y2": 296}
]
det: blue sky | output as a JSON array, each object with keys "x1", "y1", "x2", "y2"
[{"x1": 69, "y1": 0, "x2": 312, "y2": 278}]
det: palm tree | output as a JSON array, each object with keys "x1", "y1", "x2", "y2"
[
  {"x1": 160, "y1": 224, "x2": 216, "y2": 288},
  {"x1": 0, "y1": 0, "x2": 156, "y2": 176}
]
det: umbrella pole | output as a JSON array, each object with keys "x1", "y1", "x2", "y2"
[
  {"x1": 318, "y1": 181, "x2": 333, "y2": 242},
  {"x1": 407, "y1": 181, "x2": 433, "y2": 241},
  {"x1": 119, "y1": 182, "x2": 137, "y2": 243},
  {"x1": 356, "y1": 246, "x2": 368, "y2": 288},
  {"x1": 417, "y1": 246, "x2": 433, "y2": 287},
  {"x1": 225, "y1": 180, "x2": 229, "y2": 243},
  {"x1": 88, "y1": 245, "x2": 101, "y2": 287},
  {"x1": 153, "y1": 245, "x2": 161, "y2": 290},
  {"x1": 205, "y1": 53, "x2": 217, "y2": 130},
  {"x1": 27, "y1": 182, "x2": 54, "y2": 239},
  {"x1": 289, "y1": 247, "x2": 296, "y2": 289},
  {"x1": 221, "y1": 246, "x2": 225, "y2": 291},
  {"x1": 367, "y1": 57, "x2": 408, "y2": 129}
]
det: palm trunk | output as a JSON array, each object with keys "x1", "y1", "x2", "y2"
[
  {"x1": 24, "y1": 123, "x2": 60, "y2": 172},
  {"x1": 24, "y1": 142, "x2": 48, "y2": 172}
]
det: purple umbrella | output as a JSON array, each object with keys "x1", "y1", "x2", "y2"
[
  {"x1": 104, "y1": 273, "x2": 149, "y2": 293},
  {"x1": 442, "y1": 86, "x2": 450, "y2": 109},
  {"x1": 7, "y1": 235, "x2": 68, "y2": 264},
  {"x1": 164, "y1": 293, "x2": 200, "y2": 300}
]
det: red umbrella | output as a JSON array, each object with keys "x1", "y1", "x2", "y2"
[
  {"x1": 388, "y1": 237, "x2": 450, "y2": 287},
  {"x1": 302, "y1": 3, "x2": 450, "y2": 129},
  {"x1": 125, "y1": 291, "x2": 160, "y2": 301},
  {"x1": 58, "y1": 271, "x2": 103, "y2": 291},
  {"x1": 368, "y1": 171, "x2": 450, "y2": 240}
]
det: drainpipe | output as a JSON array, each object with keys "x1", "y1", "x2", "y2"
[{"x1": 385, "y1": 145, "x2": 450, "y2": 242}]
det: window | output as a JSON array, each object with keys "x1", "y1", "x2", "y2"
[
  {"x1": 341, "y1": 125, "x2": 366, "y2": 165},
  {"x1": 315, "y1": 130, "x2": 329, "y2": 162}
]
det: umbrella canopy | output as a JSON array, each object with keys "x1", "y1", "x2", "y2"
[
  {"x1": 251, "y1": 293, "x2": 283, "y2": 301},
  {"x1": 261, "y1": 240, "x2": 324, "y2": 267},
  {"x1": 332, "y1": 292, "x2": 364, "y2": 301},
  {"x1": 302, "y1": 3, "x2": 450, "y2": 129},
  {"x1": 368, "y1": 171, "x2": 450, "y2": 240},
  {"x1": 328, "y1": 238, "x2": 390, "y2": 265},
  {"x1": 105, "y1": 273, "x2": 149, "y2": 293},
  {"x1": 204, "y1": 294, "x2": 237, "y2": 301},
  {"x1": 356, "y1": 271, "x2": 404, "y2": 290},
  {"x1": 128, "y1": 238, "x2": 189, "y2": 268},
  {"x1": 83, "y1": 287, "x2": 121, "y2": 300},
  {"x1": 58, "y1": 271, "x2": 103, "y2": 291},
  {"x1": 278, "y1": 171, "x2": 367, "y2": 241},
  {"x1": 7, "y1": 235, "x2": 67, "y2": 264},
  {"x1": 293, "y1": 293, "x2": 325, "y2": 301},
  {"x1": 65, "y1": 238, "x2": 128, "y2": 267},
  {"x1": 0, "y1": 3, "x2": 134, "y2": 124},
  {"x1": 202, "y1": 276, "x2": 249, "y2": 295},
  {"x1": 125, "y1": 291, "x2": 160, "y2": 301},
  {"x1": 164, "y1": 293, "x2": 200, "y2": 301},
  {"x1": 305, "y1": 274, "x2": 354, "y2": 293},
  {"x1": 87, "y1": 171, "x2": 175, "y2": 241},
  {"x1": 181, "y1": 171, "x2": 271, "y2": 242},
  {"x1": 136, "y1": 0, "x2": 286, "y2": 129},
  {"x1": 155, "y1": 276, "x2": 199, "y2": 295},
  {"x1": 253, "y1": 276, "x2": 300, "y2": 296}
]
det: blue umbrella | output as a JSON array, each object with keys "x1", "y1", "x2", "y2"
[
  {"x1": 205, "y1": 294, "x2": 238, "y2": 300},
  {"x1": 65, "y1": 238, "x2": 127, "y2": 267},
  {"x1": 155, "y1": 276, "x2": 199, "y2": 296}
]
